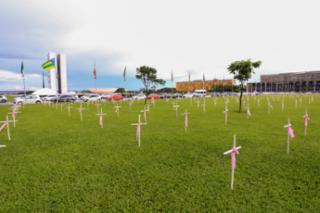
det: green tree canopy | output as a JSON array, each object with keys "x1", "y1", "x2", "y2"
[
  {"x1": 136, "y1": 66, "x2": 165, "y2": 104},
  {"x1": 228, "y1": 59, "x2": 261, "y2": 112}
]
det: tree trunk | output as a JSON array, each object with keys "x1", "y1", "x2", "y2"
[
  {"x1": 144, "y1": 96, "x2": 148, "y2": 105},
  {"x1": 239, "y1": 83, "x2": 243, "y2": 112}
]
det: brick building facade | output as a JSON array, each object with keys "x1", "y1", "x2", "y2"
[{"x1": 176, "y1": 79, "x2": 234, "y2": 92}]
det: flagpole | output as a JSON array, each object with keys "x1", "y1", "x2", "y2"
[
  {"x1": 21, "y1": 61, "x2": 26, "y2": 98},
  {"x1": 23, "y1": 75, "x2": 26, "y2": 98}
]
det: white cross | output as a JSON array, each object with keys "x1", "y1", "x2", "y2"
[
  {"x1": 303, "y1": 110, "x2": 310, "y2": 136},
  {"x1": 223, "y1": 105, "x2": 229, "y2": 126},
  {"x1": 131, "y1": 114, "x2": 147, "y2": 147},
  {"x1": 181, "y1": 110, "x2": 190, "y2": 132},
  {"x1": 114, "y1": 105, "x2": 121, "y2": 117},
  {"x1": 0, "y1": 115, "x2": 15, "y2": 141},
  {"x1": 223, "y1": 134, "x2": 242, "y2": 190},
  {"x1": 140, "y1": 106, "x2": 149, "y2": 122},
  {"x1": 96, "y1": 108, "x2": 107, "y2": 128},
  {"x1": 173, "y1": 104, "x2": 180, "y2": 118},
  {"x1": 246, "y1": 105, "x2": 251, "y2": 119},
  {"x1": 283, "y1": 118, "x2": 293, "y2": 154},
  {"x1": 67, "y1": 105, "x2": 72, "y2": 117},
  {"x1": 78, "y1": 104, "x2": 84, "y2": 121},
  {"x1": 202, "y1": 100, "x2": 206, "y2": 112},
  {"x1": 8, "y1": 108, "x2": 20, "y2": 128},
  {"x1": 128, "y1": 100, "x2": 134, "y2": 111}
]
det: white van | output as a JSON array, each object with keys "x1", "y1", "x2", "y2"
[{"x1": 193, "y1": 89, "x2": 206, "y2": 97}]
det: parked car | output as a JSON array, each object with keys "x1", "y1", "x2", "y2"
[
  {"x1": 80, "y1": 95, "x2": 89, "y2": 102},
  {"x1": 87, "y1": 94, "x2": 102, "y2": 102},
  {"x1": 14, "y1": 95, "x2": 42, "y2": 105},
  {"x1": 58, "y1": 95, "x2": 78, "y2": 102},
  {"x1": 0, "y1": 95, "x2": 7, "y2": 103},
  {"x1": 172, "y1": 93, "x2": 184, "y2": 99},
  {"x1": 103, "y1": 93, "x2": 124, "y2": 101},
  {"x1": 193, "y1": 89, "x2": 206, "y2": 98},
  {"x1": 147, "y1": 94, "x2": 161, "y2": 100},
  {"x1": 160, "y1": 93, "x2": 172, "y2": 99},
  {"x1": 132, "y1": 93, "x2": 146, "y2": 100},
  {"x1": 183, "y1": 93, "x2": 194, "y2": 98},
  {"x1": 42, "y1": 95, "x2": 59, "y2": 102}
]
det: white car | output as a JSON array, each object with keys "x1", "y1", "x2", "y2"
[
  {"x1": 14, "y1": 95, "x2": 42, "y2": 105},
  {"x1": 132, "y1": 93, "x2": 146, "y2": 100},
  {"x1": 0, "y1": 95, "x2": 7, "y2": 103},
  {"x1": 183, "y1": 93, "x2": 194, "y2": 98},
  {"x1": 87, "y1": 94, "x2": 102, "y2": 102}
]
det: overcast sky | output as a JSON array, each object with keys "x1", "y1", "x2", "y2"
[{"x1": 1, "y1": 0, "x2": 320, "y2": 90}]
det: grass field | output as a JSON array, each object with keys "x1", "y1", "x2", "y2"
[{"x1": 0, "y1": 95, "x2": 319, "y2": 212}]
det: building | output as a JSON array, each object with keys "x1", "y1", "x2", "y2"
[
  {"x1": 57, "y1": 54, "x2": 68, "y2": 94},
  {"x1": 88, "y1": 88, "x2": 118, "y2": 94},
  {"x1": 176, "y1": 79, "x2": 234, "y2": 92},
  {"x1": 247, "y1": 71, "x2": 320, "y2": 92},
  {"x1": 47, "y1": 52, "x2": 68, "y2": 94}
]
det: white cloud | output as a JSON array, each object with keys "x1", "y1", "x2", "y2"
[
  {"x1": 1, "y1": 0, "x2": 320, "y2": 88},
  {"x1": 0, "y1": 69, "x2": 41, "y2": 90}
]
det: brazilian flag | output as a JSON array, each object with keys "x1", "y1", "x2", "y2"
[{"x1": 42, "y1": 58, "x2": 55, "y2": 71}]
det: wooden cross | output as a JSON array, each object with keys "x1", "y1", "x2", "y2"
[
  {"x1": 223, "y1": 105, "x2": 229, "y2": 126},
  {"x1": 96, "y1": 108, "x2": 107, "y2": 128},
  {"x1": 128, "y1": 100, "x2": 134, "y2": 111},
  {"x1": 223, "y1": 134, "x2": 241, "y2": 190},
  {"x1": 202, "y1": 99, "x2": 206, "y2": 112},
  {"x1": 173, "y1": 104, "x2": 180, "y2": 118},
  {"x1": 67, "y1": 105, "x2": 72, "y2": 117},
  {"x1": 114, "y1": 105, "x2": 121, "y2": 117},
  {"x1": 0, "y1": 115, "x2": 15, "y2": 141},
  {"x1": 284, "y1": 119, "x2": 294, "y2": 154},
  {"x1": 140, "y1": 106, "x2": 149, "y2": 122},
  {"x1": 246, "y1": 105, "x2": 251, "y2": 119},
  {"x1": 78, "y1": 104, "x2": 84, "y2": 121},
  {"x1": 303, "y1": 110, "x2": 310, "y2": 136},
  {"x1": 131, "y1": 114, "x2": 147, "y2": 147},
  {"x1": 8, "y1": 108, "x2": 20, "y2": 128},
  {"x1": 181, "y1": 110, "x2": 190, "y2": 132}
]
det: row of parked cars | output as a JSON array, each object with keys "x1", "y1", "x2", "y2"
[
  {"x1": 2, "y1": 89, "x2": 214, "y2": 105},
  {"x1": 12, "y1": 93, "x2": 126, "y2": 105}
]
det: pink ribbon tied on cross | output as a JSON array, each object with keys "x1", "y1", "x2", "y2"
[
  {"x1": 288, "y1": 126, "x2": 295, "y2": 138},
  {"x1": 230, "y1": 147, "x2": 240, "y2": 169},
  {"x1": 12, "y1": 109, "x2": 16, "y2": 119}
]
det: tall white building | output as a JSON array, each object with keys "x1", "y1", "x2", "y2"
[
  {"x1": 48, "y1": 52, "x2": 58, "y2": 92},
  {"x1": 57, "y1": 53, "x2": 68, "y2": 94},
  {"x1": 47, "y1": 52, "x2": 68, "y2": 94}
]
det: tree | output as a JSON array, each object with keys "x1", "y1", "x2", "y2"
[
  {"x1": 228, "y1": 59, "x2": 261, "y2": 112},
  {"x1": 136, "y1": 66, "x2": 165, "y2": 104}
]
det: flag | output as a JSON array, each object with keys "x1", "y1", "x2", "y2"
[
  {"x1": 123, "y1": 66, "x2": 127, "y2": 82},
  {"x1": 20, "y1": 61, "x2": 24, "y2": 78},
  {"x1": 93, "y1": 64, "x2": 97, "y2": 80},
  {"x1": 42, "y1": 58, "x2": 55, "y2": 71}
]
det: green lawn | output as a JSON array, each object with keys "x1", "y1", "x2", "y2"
[{"x1": 0, "y1": 95, "x2": 319, "y2": 212}]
